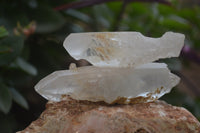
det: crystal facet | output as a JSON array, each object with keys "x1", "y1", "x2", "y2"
[
  {"x1": 64, "y1": 32, "x2": 185, "y2": 67},
  {"x1": 35, "y1": 32, "x2": 185, "y2": 104}
]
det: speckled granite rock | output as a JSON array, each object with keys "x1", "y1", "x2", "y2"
[{"x1": 17, "y1": 97, "x2": 200, "y2": 133}]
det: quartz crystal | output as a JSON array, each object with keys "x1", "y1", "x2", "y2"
[
  {"x1": 35, "y1": 32, "x2": 185, "y2": 104},
  {"x1": 64, "y1": 32, "x2": 185, "y2": 67},
  {"x1": 35, "y1": 63, "x2": 179, "y2": 104}
]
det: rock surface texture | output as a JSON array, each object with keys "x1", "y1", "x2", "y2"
[{"x1": 17, "y1": 97, "x2": 200, "y2": 133}]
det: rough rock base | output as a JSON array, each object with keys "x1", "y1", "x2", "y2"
[{"x1": 17, "y1": 97, "x2": 200, "y2": 133}]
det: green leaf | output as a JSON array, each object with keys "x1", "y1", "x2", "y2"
[
  {"x1": 159, "y1": 16, "x2": 190, "y2": 30},
  {"x1": 32, "y1": 4, "x2": 66, "y2": 33},
  {"x1": 107, "y1": 2, "x2": 122, "y2": 13},
  {"x1": 0, "y1": 36, "x2": 24, "y2": 66},
  {"x1": 0, "y1": 83, "x2": 12, "y2": 114},
  {"x1": 158, "y1": 4, "x2": 176, "y2": 16},
  {"x1": 0, "y1": 26, "x2": 9, "y2": 38},
  {"x1": 92, "y1": 5, "x2": 113, "y2": 29},
  {"x1": 15, "y1": 57, "x2": 37, "y2": 76},
  {"x1": 178, "y1": 8, "x2": 196, "y2": 20},
  {"x1": 10, "y1": 88, "x2": 28, "y2": 110},
  {"x1": 130, "y1": 3, "x2": 149, "y2": 14},
  {"x1": 65, "y1": 9, "x2": 91, "y2": 23}
]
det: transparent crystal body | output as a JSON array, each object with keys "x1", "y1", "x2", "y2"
[
  {"x1": 35, "y1": 63, "x2": 180, "y2": 104},
  {"x1": 35, "y1": 32, "x2": 185, "y2": 104},
  {"x1": 64, "y1": 32, "x2": 185, "y2": 67}
]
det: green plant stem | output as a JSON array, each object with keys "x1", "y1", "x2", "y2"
[{"x1": 111, "y1": 0, "x2": 128, "y2": 31}]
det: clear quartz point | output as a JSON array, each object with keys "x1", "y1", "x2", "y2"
[
  {"x1": 35, "y1": 63, "x2": 180, "y2": 104},
  {"x1": 63, "y1": 32, "x2": 185, "y2": 67},
  {"x1": 35, "y1": 31, "x2": 185, "y2": 104}
]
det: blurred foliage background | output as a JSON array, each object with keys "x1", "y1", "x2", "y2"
[{"x1": 0, "y1": 0, "x2": 200, "y2": 132}]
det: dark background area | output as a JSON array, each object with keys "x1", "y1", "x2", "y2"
[{"x1": 0, "y1": 0, "x2": 200, "y2": 132}]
